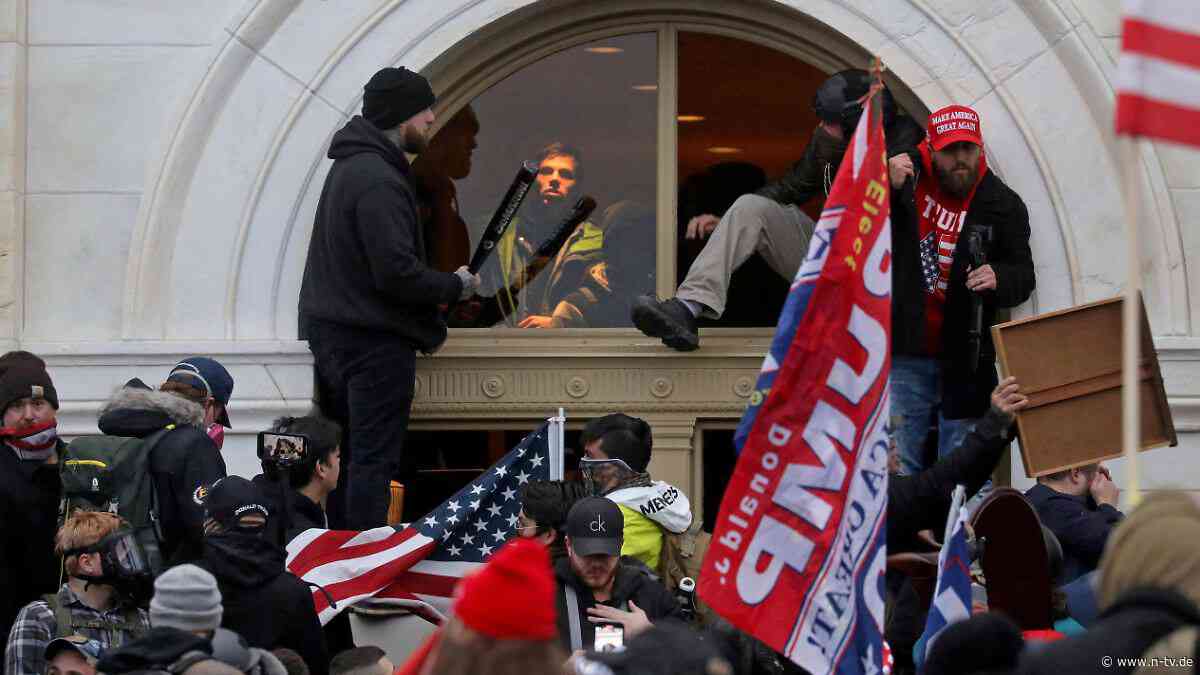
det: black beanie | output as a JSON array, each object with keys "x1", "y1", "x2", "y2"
[
  {"x1": 362, "y1": 67, "x2": 436, "y2": 130},
  {"x1": 0, "y1": 351, "x2": 58, "y2": 414}
]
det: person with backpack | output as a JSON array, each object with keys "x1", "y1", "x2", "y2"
[
  {"x1": 83, "y1": 358, "x2": 231, "y2": 568},
  {"x1": 97, "y1": 565, "x2": 286, "y2": 675},
  {"x1": 4, "y1": 511, "x2": 150, "y2": 675},
  {"x1": 579, "y1": 415, "x2": 695, "y2": 583},
  {"x1": 0, "y1": 351, "x2": 68, "y2": 644},
  {"x1": 194, "y1": 477, "x2": 328, "y2": 675}
]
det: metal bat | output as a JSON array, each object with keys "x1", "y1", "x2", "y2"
[
  {"x1": 492, "y1": 195, "x2": 597, "y2": 316},
  {"x1": 467, "y1": 161, "x2": 538, "y2": 274},
  {"x1": 449, "y1": 196, "x2": 597, "y2": 327}
]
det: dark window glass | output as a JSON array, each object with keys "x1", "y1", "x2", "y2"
[
  {"x1": 676, "y1": 32, "x2": 829, "y2": 327},
  {"x1": 418, "y1": 33, "x2": 658, "y2": 329}
]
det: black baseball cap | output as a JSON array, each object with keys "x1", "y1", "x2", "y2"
[
  {"x1": 566, "y1": 497, "x2": 623, "y2": 557},
  {"x1": 168, "y1": 357, "x2": 234, "y2": 427},
  {"x1": 202, "y1": 476, "x2": 269, "y2": 531}
]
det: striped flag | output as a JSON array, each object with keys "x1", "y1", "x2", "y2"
[
  {"x1": 1115, "y1": 0, "x2": 1200, "y2": 146},
  {"x1": 285, "y1": 422, "x2": 553, "y2": 624},
  {"x1": 916, "y1": 485, "x2": 973, "y2": 668}
]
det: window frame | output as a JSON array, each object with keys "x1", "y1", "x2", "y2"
[{"x1": 424, "y1": 6, "x2": 920, "y2": 340}]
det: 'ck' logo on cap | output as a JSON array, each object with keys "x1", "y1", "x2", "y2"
[{"x1": 590, "y1": 514, "x2": 607, "y2": 533}]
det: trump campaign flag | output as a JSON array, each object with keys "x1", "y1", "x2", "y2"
[
  {"x1": 1115, "y1": 0, "x2": 1200, "y2": 146},
  {"x1": 699, "y1": 85, "x2": 891, "y2": 674},
  {"x1": 915, "y1": 485, "x2": 972, "y2": 668},
  {"x1": 285, "y1": 422, "x2": 553, "y2": 624}
]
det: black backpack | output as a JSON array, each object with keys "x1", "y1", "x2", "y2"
[{"x1": 59, "y1": 427, "x2": 173, "y2": 574}]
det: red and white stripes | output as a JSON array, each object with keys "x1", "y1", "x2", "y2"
[{"x1": 1116, "y1": 0, "x2": 1200, "y2": 146}]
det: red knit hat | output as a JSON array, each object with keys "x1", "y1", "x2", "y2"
[{"x1": 452, "y1": 537, "x2": 556, "y2": 640}]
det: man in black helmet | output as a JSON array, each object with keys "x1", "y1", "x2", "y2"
[
  {"x1": 299, "y1": 66, "x2": 482, "y2": 529},
  {"x1": 631, "y1": 69, "x2": 924, "y2": 351}
]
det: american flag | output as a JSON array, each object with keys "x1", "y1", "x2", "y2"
[
  {"x1": 1115, "y1": 0, "x2": 1200, "y2": 147},
  {"x1": 286, "y1": 422, "x2": 553, "y2": 624},
  {"x1": 919, "y1": 231, "x2": 940, "y2": 295}
]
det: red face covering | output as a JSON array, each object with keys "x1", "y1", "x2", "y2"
[
  {"x1": 206, "y1": 423, "x2": 225, "y2": 450},
  {"x1": 1, "y1": 418, "x2": 59, "y2": 461}
]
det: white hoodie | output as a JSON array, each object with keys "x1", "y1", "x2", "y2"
[{"x1": 606, "y1": 481, "x2": 693, "y2": 534}]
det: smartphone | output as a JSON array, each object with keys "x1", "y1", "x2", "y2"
[
  {"x1": 257, "y1": 431, "x2": 309, "y2": 466},
  {"x1": 593, "y1": 625, "x2": 624, "y2": 653}
]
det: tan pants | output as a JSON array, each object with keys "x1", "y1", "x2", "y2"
[{"x1": 676, "y1": 194, "x2": 815, "y2": 319}]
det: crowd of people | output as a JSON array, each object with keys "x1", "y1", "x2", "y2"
[{"x1": 0, "y1": 61, "x2": 1190, "y2": 675}]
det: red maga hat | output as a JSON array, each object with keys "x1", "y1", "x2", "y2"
[{"x1": 927, "y1": 104, "x2": 983, "y2": 150}]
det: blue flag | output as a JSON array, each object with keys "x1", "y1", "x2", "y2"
[{"x1": 916, "y1": 485, "x2": 973, "y2": 667}]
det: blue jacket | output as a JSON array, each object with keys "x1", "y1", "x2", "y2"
[{"x1": 1025, "y1": 484, "x2": 1124, "y2": 584}]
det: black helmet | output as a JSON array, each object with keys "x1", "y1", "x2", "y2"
[{"x1": 813, "y1": 68, "x2": 897, "y2": 135}]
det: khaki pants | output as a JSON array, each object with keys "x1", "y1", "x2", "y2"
[{"x1": 676, "y1": 194, "x2": 815, "y2": 319}]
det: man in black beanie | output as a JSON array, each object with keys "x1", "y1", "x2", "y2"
[
  {"x1": 0, "y1": 351, "x2": 66, "y2": 643},
  {"x1": 299, "y1": 66, "x2": 481, "y2": 530}
]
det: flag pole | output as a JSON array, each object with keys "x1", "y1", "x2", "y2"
[
  {"x1": 549, "y1": 407, "x2": 565, "y2": 481},
  {"x1": 1121, "y1": 137, "x2": 1142, "y2": 506}
]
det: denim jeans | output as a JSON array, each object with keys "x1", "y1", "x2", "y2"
[
  {"x1": 306, "y1": 320, "x2": 417, "y2": 530},
  {"x1": 891, "y1": 355, "x2": 978, "y2": 475}
]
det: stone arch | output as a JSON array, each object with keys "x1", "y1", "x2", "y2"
[{"x1": 120, "y1": 0, "x2": 1191, "y2": 342}]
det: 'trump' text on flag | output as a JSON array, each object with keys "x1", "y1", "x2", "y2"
[{"x1": 700, "y1": 83, "x2": 892, "y2": 674}]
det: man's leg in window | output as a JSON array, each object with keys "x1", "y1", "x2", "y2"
[
  {"x1": 675, "y1": 194, "x2": 804, "y2": 319},
  {"x1": 890, "y1": 356, "x2": 939, "y2": 475}
]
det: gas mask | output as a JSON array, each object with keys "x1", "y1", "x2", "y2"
[
  {"x1": 579, "y1": 457, "x2": 636, "y2": 497},
  {"x1": 63, "y1": 527, "x2": 155, "y2": 603}
]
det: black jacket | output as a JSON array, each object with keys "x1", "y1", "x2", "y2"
[
  {"x1": 197, "y1": 532, "x2": 328, "y2": 675},
  {"x1": 756, "y1": 115, "x2": 926, "y2": 207},
  {"x1": 1025, "y1": 484, "x2": 1124, "y2": 584},
  {"x1": 299, "y1": 116, "x2": 462, "y2": 352},
  {"x1": 888, "y1": 407, "x2": 1012, "y2": 553},
  {"x1": 97, "y1": 626, "x2": 212, "y2": 674},
  {"x1": 1017, "y1": 587, "x2": 1200, "y2": 674},
  {"x1": 0, "y1": 439, "x2": 65, "y2": 642},
  {"x1": 97, "y1": 383, "x2": 226, "y2": 566},
  {"x1": 553, "y1": 556, "x2": 681, "y2": 653},
  {"x1": 251, "y1": 474, "x2": 327, "y2": 547},
  {"x1": 249, "y1": 475, "x2": 356, "y2": 656},
  {"x1": 891, "y1": 159, "x2": 1036, "y2": 419}
]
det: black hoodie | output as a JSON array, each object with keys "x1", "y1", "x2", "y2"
[
  {"x1": 299, "y1": 115, "x2": 462, "y2": 352},
  {"x1": 97, "y1": 381, "x2": 226, "y2": 566},
  {"x1": 196, "y1": 532, "x2": 328, "y2": 675},
  {"x1": 96, "y1": 626, "x2": 211, "y2": 674}
]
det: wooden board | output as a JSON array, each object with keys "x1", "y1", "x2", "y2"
[{"x1": 991, "y1": 295, "x2": 1176, "y2": 477}]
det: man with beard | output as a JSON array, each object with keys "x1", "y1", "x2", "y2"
[
  {"x1": 0, "y1": 351, "x2": 66, "y2": 643},
  {"x1": 887, "y1": 104, "x2": 1034, "y2": 474},
  {"x1": 481, "y1": 142, "x2": 604, "y2": 328},
  {"x1": 632, "y1": 69, "x2": 926, "y2": 350},
  {"x1": 195, "y1": 477, "x2": 327, "y2": 675},
  {"x1": 299, "y1": 66, "x2": 481, "y2": 529},
  {"x1": 552, "y1": 497, "x2": 680, "y2": 654},
  {"x1": 412, "y1": 105, "x2": 480, "y2": 272}
]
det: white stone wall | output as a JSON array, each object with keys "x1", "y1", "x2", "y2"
[{"x1": 3, "y1": 0, "x2": 1197, "y2": 491}]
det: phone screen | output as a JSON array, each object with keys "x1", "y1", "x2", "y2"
[
  {"x1": 258, "y1": 431, "x2": 308, "y2": 464},
  {"x1": 594, "y1": 625, "x2": 624, "y2": 653}
]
